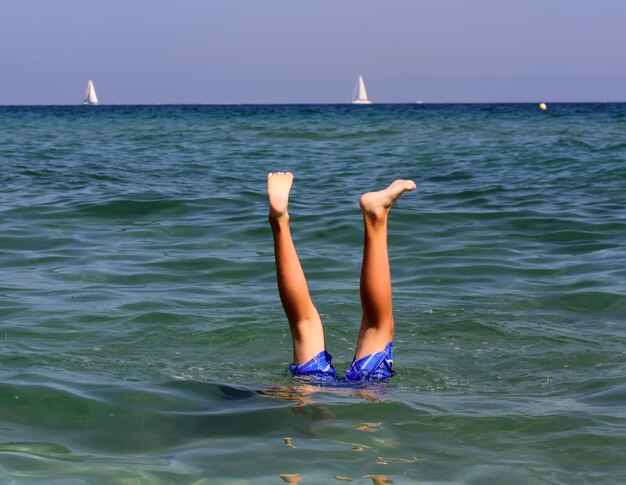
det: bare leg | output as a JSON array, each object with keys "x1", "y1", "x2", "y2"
[
  {"x1": 355, "y1": 179, "x2": 417, "y2": 359},
  {"x1": 268, "y1": 172, "x2": 326, "y2": 365}
]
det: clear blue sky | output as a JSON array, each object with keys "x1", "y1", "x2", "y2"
[{"x1": 1, "y1": 0, "x2": 624, "y2": 104}]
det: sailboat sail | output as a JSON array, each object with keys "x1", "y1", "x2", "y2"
[
  {"x1": 83, "y1": 80, "x2": 99, "y2": 105},
  {"x1": 351, "y1": 75, "x2": 373, "y2": 105},
  {"x1": 357, "y1": 76, "x2": 368, "y2": 101}
]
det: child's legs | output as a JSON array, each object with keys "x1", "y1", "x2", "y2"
[
  {"x1": 355, "y1": 213, "x2": 394, "y2": 359},
  {"x1": 268, "y1": 172, "x2": 326, "y2": 365},
  {"x1": 355, "y1": 180, "x2": 416, "y2": 359}
]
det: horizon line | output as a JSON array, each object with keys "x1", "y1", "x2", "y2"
[{"x1": 1, "y1": 100, "x2": 625, "y2": 107}]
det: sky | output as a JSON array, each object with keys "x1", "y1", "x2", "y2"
[{"x1": 1, "y1": 0, "x2": 625, "y2": 104}]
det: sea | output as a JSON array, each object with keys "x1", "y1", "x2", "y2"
[{"x1": 0, "y1": 103, "x2": 625, "y2": 484}]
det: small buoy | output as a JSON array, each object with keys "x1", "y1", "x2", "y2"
[{"x1": 539, "y1": 102, "x2": 547, "y2": 110}]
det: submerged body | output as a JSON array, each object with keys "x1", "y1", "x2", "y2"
[{"x1": 267, "y1": 172, "x2": 416, "y2": 382}]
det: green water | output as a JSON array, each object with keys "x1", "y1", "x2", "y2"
[{"x1": 1, "y1": 104, "x2": 625, "y2": 484}]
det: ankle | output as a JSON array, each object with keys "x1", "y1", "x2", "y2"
[
  {"x1": 362, "y1": 209, "x2": 388, "y2": 227},
  {"x1": 269, "y1": 212, "x2": 290, "y2": 227}
]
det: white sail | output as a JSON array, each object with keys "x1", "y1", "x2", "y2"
[
  {"x1": 357, "y1": 76, "x2": 368, "y2": 100},
  {"x1": 83, "y1": 80, "x2": 99, "y2": 105},
  {"x1": 351, "y1": 75, "x2": 373, "y2": 105}
]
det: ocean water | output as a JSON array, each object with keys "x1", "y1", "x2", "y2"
[{"x1": 0, "y1": 103, "x2": 625, "y2": 484}]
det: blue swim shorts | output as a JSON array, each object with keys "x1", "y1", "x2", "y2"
[
  {"x1": 288, "y1": 350, "x2": 337, "y2": 380},
  {"x1": 288, "y1": 343, "x2": 394, "y2": 383},
  {"x1": 343, "y1": 342, "x2": 394, "y2": 382}
]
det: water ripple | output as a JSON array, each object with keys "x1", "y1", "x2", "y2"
[{"x1": 1, "y1": 104, "x2": 625, "y2": 483}]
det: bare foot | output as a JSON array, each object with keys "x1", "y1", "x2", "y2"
[
  {"x1": 267, "y1": 172, "x2": 294, "y2": 220},
  {"x1": 359, "y1": 179, "x2": 417, "y2": 220}
]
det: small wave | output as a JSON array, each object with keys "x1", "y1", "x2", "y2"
[
  {"x1": 543, "y1": 291, "x2": 626, "y2": 314},
  {"x1": 258, "y1": 128, "x2": 402, "y2": 140},
  {"x1": 74, "y1": 197, "x2": 191, "y2": 219}
]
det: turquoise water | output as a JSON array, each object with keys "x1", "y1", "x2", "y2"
[{"x1": 1, "y1": 104, "x2": 625, "y2": 484}]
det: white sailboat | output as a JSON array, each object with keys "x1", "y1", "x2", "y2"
[
  {"x1": 351, "y1": 75, "x2": 373, "y2": 105},
  {"x1": 82, "y1": 80, "x2": 99, "y2": 105}
]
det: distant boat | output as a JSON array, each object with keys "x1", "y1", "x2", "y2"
[
  {"x1": 82, "y1": 80, "x2": 99, "y2": 105},
  {"x1": 351, "y1": 75, "x2": 373, "y2": 105}
]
